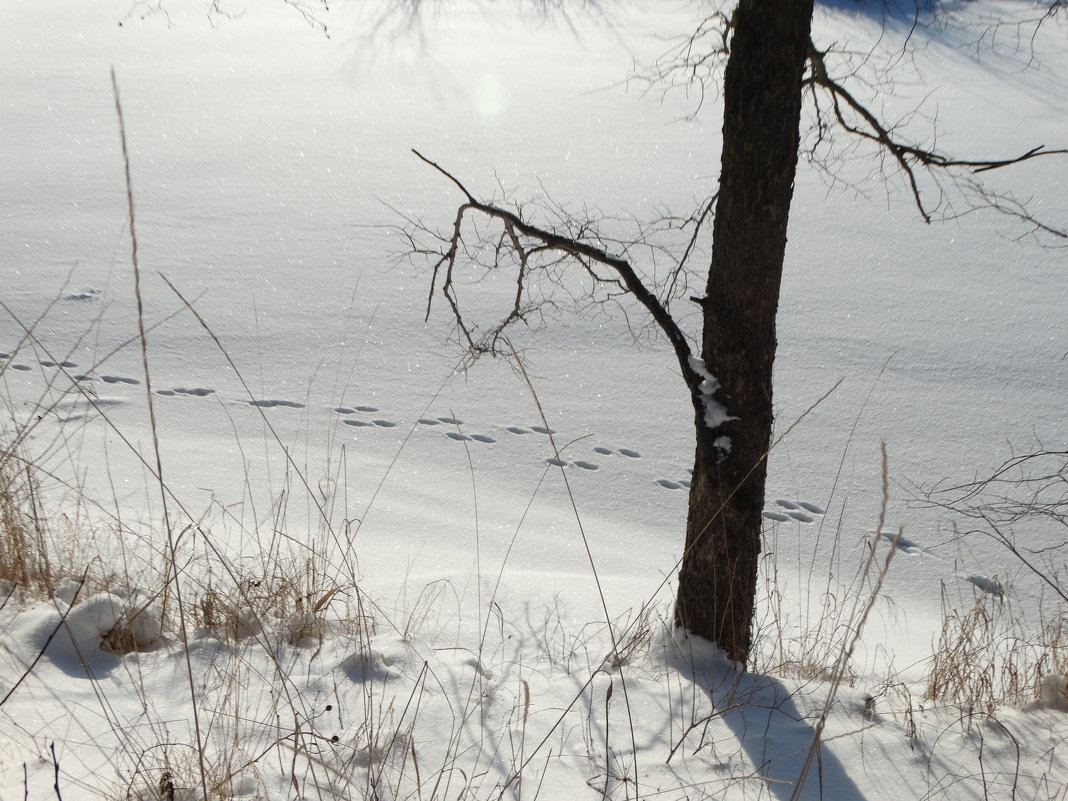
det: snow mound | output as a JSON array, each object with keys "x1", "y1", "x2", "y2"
[{"x1": 8, "y1": 593, "x2": 125, "y2": 670}]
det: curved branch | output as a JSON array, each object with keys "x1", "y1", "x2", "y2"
[{"x1": 413, "y1": 151, "x2": 706, "y2": 407}]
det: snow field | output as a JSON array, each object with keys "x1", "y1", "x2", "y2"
[{"x1": 0, "y1": 0, "x2": 1066, "y2": 798}]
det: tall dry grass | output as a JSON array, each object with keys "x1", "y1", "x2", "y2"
[{"x1": 0, "y1": 448, "x2": 53, "y2": 599}]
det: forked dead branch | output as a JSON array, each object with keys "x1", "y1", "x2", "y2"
[{"x1": 410, "y1": 149, "x2": 708, "y2": 403}]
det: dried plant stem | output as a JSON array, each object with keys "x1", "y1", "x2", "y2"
[
  {"x1": 110, "y1": 66, "x2": 210, "y2": 801},
  {"x1": 789, "y1": 443, "x2": 900, "y2": 801}
]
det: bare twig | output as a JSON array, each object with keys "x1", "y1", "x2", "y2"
[
  {"x1": 790, "y1": 444, "x2": 900, "y2": 801},
  {"x1": 50, "y1": 743, "x2": 62, "y2": 801},
  {"x1": 921, "y1": 449, "x2": 1068, "y2": 604}
]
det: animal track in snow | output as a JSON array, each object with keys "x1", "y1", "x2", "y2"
[
  {"x1": 764, "y1": 499, "x2": 827, "y2": 524},
  {"x1": 426, "y1": 415, "x2": 555, "y2": 446},
  {"x1": 40, "y1": 360, "x2": 78, "y2": 369},
  {"x1": 156, "y1": 387, "x2": 215, "y2": 398},
  {"x1": 336, "y1": 403, "x2": 396, "y2": 430},
  {"x1": 965, "y1": 574, "x2": 1004, "y2": 597},
  {"x1": 62, "y1": 289, "x2": 101, "y2": 303},
  {"x1": 877, "y1": 531, "x2": 923, "y2": 554},
  {"x1": 592, "y1": 446, "x2": 642, "y2": 459},
  {"x1": 419, "y1": 416, "x2": 495, "y2": 443},
  {"x1": 544, "y1": 456, "x2": 599, "y2": 470},
  {"x1": 101, "y1": 375, "x2": 140, "y2": 385},
  {"x1": 657, "y1": 479, "x2": 688, "y2": 490},
  {"x1": 763, "y1": 511, "x2": 791, "y2": 522},
  {"x1": 10, "y1": 364, "x2": 32, "y2": 371},
  {"x1": 505, "y1": 424, "x2": 558, "y2": 436},
  {"x1": 248, "y1": 399, "x2": 305, "y2": 409},
  {"x1": 343, "y1": 418, "x2": 396, "y2": 428},
  {"x1": 444, "y1": 431, "x2": 494, "y2": 443}
]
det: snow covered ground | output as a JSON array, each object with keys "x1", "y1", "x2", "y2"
[{"x1": 1, "y1": 1, "x2": 1066, "y2": 798}]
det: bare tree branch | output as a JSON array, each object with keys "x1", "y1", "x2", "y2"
[
  {"x1": 638, "y1": 6, "x2": 1068, "y2": 240},
  {"x1": 806, "y1": 42, "x2": 1068, "y2": 229},
  {"x1": 409, "y1": 149, "x2": 707, "y2": 407}
]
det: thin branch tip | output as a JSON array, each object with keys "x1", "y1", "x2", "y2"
[{"x1": 412, "y1": 149, "x2": 476, "y2": 202}]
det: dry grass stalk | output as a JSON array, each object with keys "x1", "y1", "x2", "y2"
[
  {"x1": 0, "y1": 450, "x2": 52, "y2": 597},
  {"x1": 927, "y1": 593, "x2": 1068, "y2": 713}
]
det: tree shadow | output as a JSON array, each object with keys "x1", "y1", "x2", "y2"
[
  {"x1": 817, "y1": 0, "x2": 936, "y2": 26},
  {"x1": 718, "y1": 672, "x2": 867, "y2": 801},
  {"x1": 668, "y1": 637, "x2": 868, "y2": 801}
]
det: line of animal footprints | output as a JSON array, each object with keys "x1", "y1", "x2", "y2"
[
  {"x1": 15, "y1": 358, "x2": 691, "y2": 492},
  {"x1": 2, "y1": 356, "x2": 84, "y2": 374},
  {"x1": 1, "y1": 359, "x2": 220, "y2": 397},
  {"x1": 422, "y1": 417, "x2": 553, "y2": 447},
  {"x1": 545, "y1": 446, "x2": 643, "y2": 473},
  {"x1": 344, "y1": 411, "x2": 654, "y2": 476}
]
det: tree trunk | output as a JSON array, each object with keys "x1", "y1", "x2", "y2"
[{"x1": 674, "y1": 0, "x2": 814, "y2": 665}]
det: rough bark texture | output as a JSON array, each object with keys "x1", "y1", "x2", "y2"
[{"x1": 674, "y1": 0, "x2": 815, "y2": 664}]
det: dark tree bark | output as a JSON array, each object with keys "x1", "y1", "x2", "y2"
[{"x1": 674, "y1": 0, "x2": 815, "y2": 664}]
